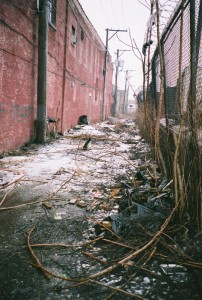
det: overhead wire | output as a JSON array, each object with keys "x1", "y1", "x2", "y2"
[
  {"x1": 99, "y1": 0, "x2": 110, "y2": 25},
  {"x1": 137, "y1": 0, "x2": 151, "y2": 10},
  {"x1": 110, "y1": 0, "x2": 118, "y2": 27},
  {"x1": 115, "y1": 33, "x2": 133, "y2": 49},
  {"x1": 120, "y1": 0, "x2": 126, "y2": 27},
  {"x1": 127, "y1": 80, "x2": 135, "y2": 93}
]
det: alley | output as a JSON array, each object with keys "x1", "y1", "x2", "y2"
[{"x1": 0, "y1": 118, "x2": 201, "y2": 300}]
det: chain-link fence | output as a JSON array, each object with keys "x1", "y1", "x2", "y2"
[
  {"x1": 151, "y1": 0, "x2": 202, "y2": 126},
  {"x1": 148, "y1": 0, "x2": 202, "y2": 229}
]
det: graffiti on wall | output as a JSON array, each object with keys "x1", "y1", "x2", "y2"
[{"x1": 0, "y1": 102, "x2": 33, "y2": 123}]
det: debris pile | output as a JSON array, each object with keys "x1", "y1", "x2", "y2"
[{"x1": 0, "y1": 118, "x2": 201, "y2": 300}]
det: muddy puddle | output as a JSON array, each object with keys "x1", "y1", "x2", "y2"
[{"x1": 0, "y1": 119, "x2": 201, "y2": 299}]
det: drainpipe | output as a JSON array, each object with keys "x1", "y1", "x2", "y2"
[
  {"x1": 36, "y1": 0, "x2": 49, "y2": 143},
  {"x1": 61, "y1": 0, "x2": 69, "y2": 132},
  {"x1": 102, "y1": 29, "x2": 109, "y2": 121},
  {"x1": 114, "y1": 49, "x2": 119, "y2": 116}
]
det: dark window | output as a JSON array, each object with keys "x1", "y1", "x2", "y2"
[
  {"x1": 72, "y1": 26, "x2": 76, "y2": 35},
  {"x1": 48, "y1": 0, "x2": 56, "y2": 27},
  {"x1": 81, "y1": 29, "x2": 85, "y2": 40},
  {"x1": 71, "y1": 26, "x2": 77, "y2": 45}
]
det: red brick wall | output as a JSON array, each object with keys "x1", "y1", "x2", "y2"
[
  {"x1": 0, "y1": 0, "x2": 37, "y2": 151},
  {"x1": 0, "y1": 0, "x2": 113, "y2": 151}
]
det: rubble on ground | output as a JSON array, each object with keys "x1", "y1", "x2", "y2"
[{"x1": 0, "y1": 118, "x2": 201, "y2": 300}]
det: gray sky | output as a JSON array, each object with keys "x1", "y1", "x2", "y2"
[
  {"x1": 78, "y1": 0, "x2": 178, "y2": 96},
  {"x1": 79, "y1": 0, "x2": 151, "y2": 94}
]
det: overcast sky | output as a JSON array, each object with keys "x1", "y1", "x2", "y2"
[
  {"x1": 78, "y1": 0, "x2": 178, "y2": 97},
  {"x1": 79, "y1": 0, "x2": 151, "y2": 95}
]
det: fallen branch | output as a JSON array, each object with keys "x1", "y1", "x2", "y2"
[
  {"x1": 0, "y1": 172, "x2": 76, "y2": 211},
  {"x1": 103, "y1": 238, "x2": 137, "y2": 250},
  {"x1": 82, "y1": 251, "x2": 107, "y2": 264},
  {"x1": 29, "y1": 215, "x2": 163, "y2": 286},
  {"x1": 155, "y1": 253, "x2": 202, "y2": 269},
  {"x1": 31, "y1": 236, "x2": 104, "y2": 248},
  {"x1": 162, "y1": 180, "x2": 173, "y2": 191},
  {"x1": 27, "y1": 227, "x2": 50, "y2": 279},
  {"x1": 27, "y1": 226, "x2": 89, "y2": 282},
  {"x1": 96, "y1": 221, "x2": 121, "y2": 240},
  {"x1": 89, "y1": 279, "x2": 146, "y2": 299},
  {"x1": 88, "y1": 204, "x2": 177, "y2": 280},
  {"x1": 149, "y1": 193, "x2": 168, "y2": 202},
  {"x1": 0, "y1": 174, "x2": 25, "y2": 190},
  {"x1": 106, "y1": 246, "x2": 158, "y2": 300},
  {"x1": 0, "y1": 183, "x2": 18, "y2": 207}
]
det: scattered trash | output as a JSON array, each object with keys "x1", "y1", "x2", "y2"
[
  {"x1": 83, "y1": 138, "x2": 92, "y2": 150},
  {"x1": 54, "y1": 167, "x2": 67, "y2": 175},
  {"x1": 76, "y1": 200, "x2": 87, "y2": 208},
  {"x1": 92, "y1": 190, "x2": 103, "y2": 198},
  {"x1": 54, "y1": 210, "x2": 67, "y2": 219},
  {"x1": 0, "y1": 118, "x2": 201, "y2": 300},
  {"x1": 47, "y1": 116, "x2": 57, "y2": 123},
  {"x1": 42, "y1": 202, "x2": 52, "y2": 209},
  {"x1": 68, "y1": 198, "x2": 77, "y2": 204},
  {"x1": 160, "y1": 264, "x2": 187, "y2": 282},
  {"x1": 109, "y1": 188, "x2": 120, "y2": 198}
]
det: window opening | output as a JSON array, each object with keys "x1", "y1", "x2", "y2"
[
  {"x1": 81, "y1": 29, "x2": 85, "y2": 40},
  {"x1": 72, "y1": 26, "x2": 76, "y2": 35},
  {"x1": 48, "y1": 0, "x2": 56, "y2": 27},
  {"x1": 71, "y1": 25, "x2": 77, "y2": 45}
]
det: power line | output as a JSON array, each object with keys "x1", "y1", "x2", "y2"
[
  {"x1": 137, "y1": 0, "x2": 150, "y2": 10},
  {"x1": 116, "y1": 33, "x2": 133, "y2": 48},
  {"x1": 110, "y1": 0, "x2": 118, "y2": 26},
  {"x1": 120, "y1": 0, "x2": 126, "y2": 27},
  {"x1": 99, "y1": 0, "x2": 110, "y2": 24}
]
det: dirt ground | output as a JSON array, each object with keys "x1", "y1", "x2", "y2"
[{"x1": 0, "y1": 118, "x2": 201, "y2": 300}]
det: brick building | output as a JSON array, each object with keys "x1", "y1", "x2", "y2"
[{"x1": 0, "y1": 0, "x2": 113, "y2": 151}]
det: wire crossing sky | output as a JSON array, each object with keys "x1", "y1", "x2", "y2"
[{"x1": 79, "y1": 0, "x2": 178, "y2": 94}]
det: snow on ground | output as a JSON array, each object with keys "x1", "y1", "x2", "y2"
[{"x1": 0, "y1": 119, "x2": 143, "y2": 205}]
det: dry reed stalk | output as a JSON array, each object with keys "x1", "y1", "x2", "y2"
[
  {"x1": 154, "y1": 0, "x2": 167, "y2": 178},
  {"x1": 172, "y1": 0, "x2": 186, "y2": 217}
]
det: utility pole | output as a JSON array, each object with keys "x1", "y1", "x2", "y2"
[
  {"x1": 102, "y1": 29, "x2": 127, "y2": 120},
  {"x1": 36, "y1": 0, "x2": 49, "y2": 143},
  {"x1": 114, "y1": 49, "x2": 130, "y2": 116},
  {"x1": 102, "y1": 29, "x2": 109, "y2": 121},
  {"x1": 123, "y1": 70, "x2": 135, "y2": 113},
  {"x1": 123, "y1": 71, "x2": 129, "y2": 113}
]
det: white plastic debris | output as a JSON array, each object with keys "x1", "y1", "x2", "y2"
[{"x1": 54, "y1": 210, "x2": 67, "y2": 220}]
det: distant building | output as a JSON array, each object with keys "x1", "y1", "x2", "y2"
[
  {"x1": 127, "y1": 99, "x2": 137, "y2": 112},
  {"x1": 0, "y1": 0, "x2": 113, "y2": 151}
]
